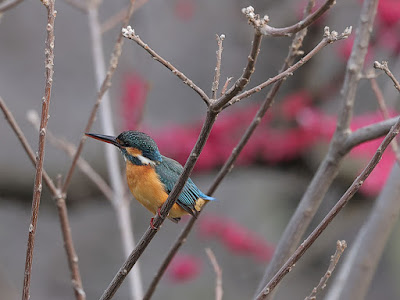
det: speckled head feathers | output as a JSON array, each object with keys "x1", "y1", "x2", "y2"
[{"x1": 117, "y1": 131, "x2": 162, "y2": 164}]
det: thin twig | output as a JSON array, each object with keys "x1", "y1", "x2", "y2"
[
  {"x1": 122, "y1": 26, "x2": 211, "y2": 106},
  {"x1": 22, "y1": 1, "x2": 56, "y2": 299},
  {"x1": 213, "y1": 30, "x2": 263, "y2": 111},
  {"x1": 223, "y1": 27, "x2": 352, "y2": 109},
  {"x1": 220, "y1": 77, "x2": 233, "y2": 95},
  {"x1": 26, "y1": 110, "x2": 113, "y2": 202},
  {"x1": 374, "y1": 61, "x2": 400, "y2": 92},
  {"x1": 205, "y1": 248, "x2": 223, "y2": 300},
  {"x1": 370, "y1": 78, "x2": 400, "y2": 162},
  {"x1": 256, "y1": 115, "x2": 400, "y2": 299},
  {"x1": 241, "y1": 0, "x2": 335, "y2": 37},
  {"x1": 257, "y1": 0, "x2": 378, "y2": 295},
  {"x1": 211, "y1": 34, "x2": 225, "y2": 100},
  {"x1": 0, "y1": 98, "x2": 86, "y2": 300},
  {"x1": 0, "y1": 0, "x2": 23, "y2": 12},
  {"x1": 101, "y1": 0, "x2": 148, "y2": 34},
  {"x1": 304, "y1": 240, "x2": 347, "y2": 300}
]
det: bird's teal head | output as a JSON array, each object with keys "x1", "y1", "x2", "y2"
[{"x1": 85, "y1": 130, "x2": 162, "y2": 166}]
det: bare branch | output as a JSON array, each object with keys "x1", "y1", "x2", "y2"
[
  {"x1": 370, "y1": 78, "x2": 400, "y2": 162},
  {"x1": 0, "y1": 0, "x2": 23, "y2": 13},
  {"x1": 374, "y1": 61, "x2": 400, "y2": 92},
  {"x1": 304, "y1": 240, "x2": 347, "y2": 300},
  {"x1": 205, "y1": 248, "x2": 223, "y2": 300},
  {"x1": 122, "y1": 26, "x2": 211, "y2": 106},
  {"x1": 343, "y1": 117, "x2": 398, "y2": 152},
  {"x1": 22, "y1": 1, "x2": 56, "y2": 299},
  {"x1": 224, "y1": 26, "x2": 351, "y2": 109},
  {"x1": 213, "y1": 30, "x2": 263, "y2": 111},
  {"x1": 242, "y1": 0, "x2": 335, "y2": 37},
  {"x1": 220, "y1": 77, "x2": 233, "y2": 95},
  {"x1": 211, "y1": 34, "x2": 225, "y2": 100},
  {"x1": 256, "y1": 115, "x2": 400, "y2": 299}
]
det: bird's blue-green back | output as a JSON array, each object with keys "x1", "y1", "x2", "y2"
[{"x1": 155, "y1": 156, "x2": 215, "y2": 216}]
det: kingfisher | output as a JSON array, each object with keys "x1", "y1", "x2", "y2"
[{"x1": 85, "y1": 130, "x2": 215, "y2": 228}]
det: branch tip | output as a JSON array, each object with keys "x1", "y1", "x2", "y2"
[{"x1": 122, "y1": 25, "x2": 135, "y2": 38}]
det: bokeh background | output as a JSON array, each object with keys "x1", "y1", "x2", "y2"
[{"x1": 1, "y1": 0, "x2": 400, "y2": 299}]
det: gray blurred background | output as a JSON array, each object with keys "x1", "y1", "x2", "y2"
[{"x1": 1, "y1": 0, "x2": 400, "y2": 299}]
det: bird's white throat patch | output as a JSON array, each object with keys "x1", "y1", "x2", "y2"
[{"x1": 136, "y1": 154, "x2": 156, "y2": 166}]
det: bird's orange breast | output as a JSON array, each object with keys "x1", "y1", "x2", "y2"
[{"x1": 125, "y1": 161, "x2": 188, "y2": 219}]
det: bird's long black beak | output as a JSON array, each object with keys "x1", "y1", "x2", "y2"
[{"x1": 85, "y1": 133, "x2": 121, "y2": 148}]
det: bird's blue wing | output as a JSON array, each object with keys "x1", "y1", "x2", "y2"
[{"x1": 155, "y1": 156, "x2": 215, "y2": 216}]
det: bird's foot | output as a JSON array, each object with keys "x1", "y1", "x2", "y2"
[{"x1": 150, "y1": 217, "x2": 158, "y2": 230}]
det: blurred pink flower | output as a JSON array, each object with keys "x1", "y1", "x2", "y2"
[
  {"x1": 198, "y1": 214, "x2": 275, "y2": 262},
  {"x1": 120, "y1": 73, "x2": 149, "y2": 130},
  {"x1": 377, "y1": 0, "x2": 400, "y2": 27},
  {"x1": 167, "y1": 254, "x2": 202, "y2": 282},
  {"x1": 174, "y1": 0, "x2": 195, "y2": 21}
]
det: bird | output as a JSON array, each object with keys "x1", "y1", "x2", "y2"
[{"x1": 85, "y1": 130, "x2": 215, "y2": 228}]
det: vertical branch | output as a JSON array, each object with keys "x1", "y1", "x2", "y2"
[
  {"x1": 205, "y1": 248, "x2": 223, "y2": 300},
  {"x1": 304, "y1": 240, "x2": 347, "y2": 300},
  {"x1": 211, "y1": 34, "x2": 225, "y2": 100},
  {"x1": 22, "y1": 0, "x2": 56, "y2": 299},
  {"x1": 87, "y1": 1, "x2": 143, "y2": 299}
]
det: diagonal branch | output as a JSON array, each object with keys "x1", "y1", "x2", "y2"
[
  {"x1": 122, "y1": 26, "x2": 211, "y2": 106},
  {"x1": 22, "y1": 1, "x2": 56, "y2": 299},
  {"x1": 0, "y1": 0, "x2": 23, "y2": 12},
  {"x1": 256, "y1": 115, "x2": 400, "y2": 299}
]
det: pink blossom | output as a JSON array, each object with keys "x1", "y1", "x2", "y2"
[
  {"x1": 167, "y1": 254, "x2": 202, "y2": 282},
  {"x1": 377, "y1": 0, "x2": 400, "y2": 27}
]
